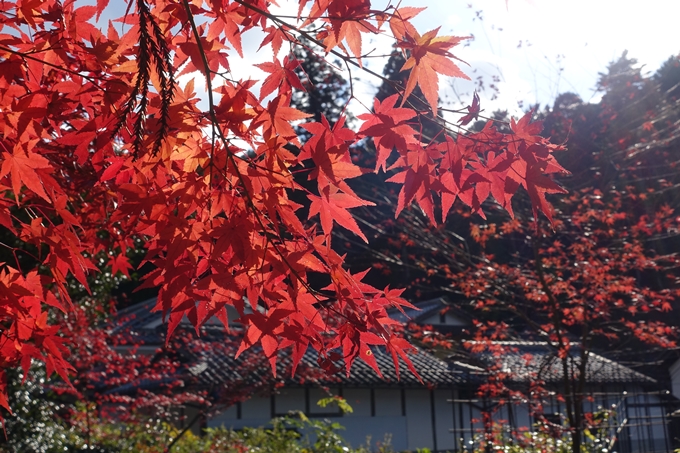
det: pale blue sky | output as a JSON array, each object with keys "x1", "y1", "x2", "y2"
[
  {"x1": 91, "y1": 0, "x2": 680, "y2": 120},
  {"x1": 398, "y1": 0, "x2": 680, "y2": 116}
]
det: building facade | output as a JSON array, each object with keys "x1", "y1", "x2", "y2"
[{"x1": 114, "y1": 297, "x2": 678, "y2": 452}]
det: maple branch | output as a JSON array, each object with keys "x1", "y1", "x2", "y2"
[
  {"x1": 230, "y1": 1, "x2": 417, "y2": 109},
  {"x1": 179, "y1": 0, "x2": 333, "y2": 309},
  {"x1": 0, "y1": 44, "x2": 106, "y2": 90},
  {"x1": 532, "y1": 234, "x2": 565, "y2": 348},
  {"x1": 342, "y1": 58, "x2": 358, "y2": 113},
  {"x1": 181, "y1": 0, "x2": 216, "y2": 129},
  {"x1": 530, "y1": 230, "x2": 587, "y2": 448},
  {"x1": 231, "y1": 0, "x2": 508, "y2": 147}
]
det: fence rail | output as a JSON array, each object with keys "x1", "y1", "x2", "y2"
[{"x1": 446, "y1": 388, "x2": 679, "y2": 453}]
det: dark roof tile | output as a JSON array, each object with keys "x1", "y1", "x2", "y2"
[
  {"x1": 112, "y1": 298, "x2": 463, "y2": 392},
  {"x1": 457, "y1": 341, "x2": 656, "y2": 384}
]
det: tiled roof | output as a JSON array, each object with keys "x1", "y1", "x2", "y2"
[
  {"x1": 452, "y1": 341, "x2": 656, "y2": 385},
  {"x1": 191, "y1": 343, "x2": 463, "y2": 390},
  {"x1": 111, "y1": 298, "x2": 464, "y2": 391},
  {"x1": 111, "y1": 297, "x2": 237, "y2": 344},
  {"x1": 111, "y1": 298, "x2": 159, "y2": 333},
  {"x1": 387, "y1": 296, "x2": 469, "y2": 326},
  {"x1": 110, "y1": 300, "x2": 657, "y2": 395}
]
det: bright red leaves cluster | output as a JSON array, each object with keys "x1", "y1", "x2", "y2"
[
  {"x1": 359, "y1": 96, "x2": 567, "y2": 224},
  {"x1": 0, "y1": 0, "x2": 565, "y2": 417}
]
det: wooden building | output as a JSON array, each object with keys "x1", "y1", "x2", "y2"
[{"x1": 113, "y1": 297, "x2": 677, "y2": 452}]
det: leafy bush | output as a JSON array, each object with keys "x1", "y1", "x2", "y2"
[{"x1": 59, "y1": 411, "x2": 394, "y2": 453}]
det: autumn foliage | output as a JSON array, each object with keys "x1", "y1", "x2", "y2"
[
  {"x1": 339, "y1": 52, "x2": 680, "y2": 452},
  {"x1": 0, "y1": 0, "x2": 567, "y2": 418}
]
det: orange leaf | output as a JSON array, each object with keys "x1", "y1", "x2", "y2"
[{"x1": 399, "y1": 28, "x2": 470, "y2": 113}]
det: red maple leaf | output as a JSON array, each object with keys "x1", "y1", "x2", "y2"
[
  {"x1": 255, "y1": 56, "x2": 305, "y2": 100},
  {"x1": 386, "y1": 144, "x2": 442, "y2": 225},
  {"x1": 458, "y1": 91, "x2": 481, "y2": 126},
  {"x1": 0, "y1": 148, "x2": 53, "y2": 203},
  {"x1": 358, "y1": 94, "x2": 418, "y2": 172},
  {"x1": 308, "y1": 184, "x2": 373, "y2": 242},
  {"x1": 399, "y1": 28, "x2": 470, "y2": 113},
  {"x1": 509, "y1": 157, "x2": 567, "y2": 224}
]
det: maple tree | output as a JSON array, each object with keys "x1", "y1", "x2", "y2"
[
  {"x1": 0, "y1": 304, "x2": 209, "y2": 449},
  {"x1": 457, "y1": 189, "x2": 678, "y2": 453},
  {"x1": 0, "y1": 0, "x2": 568, "y2": 422},
  {"x1": 343, "y1": 53, "x2": 680, "y2": 453}
]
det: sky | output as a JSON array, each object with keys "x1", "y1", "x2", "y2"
[
  {"x1": 95, "y1": 0, "x2": 680, "y2": 122},
  {"x1": 399, "y1": 0, "x2": 680, "y2": 117},
  {"x1": 235, "y1": 0, "x2": 680, "y2": 122}
]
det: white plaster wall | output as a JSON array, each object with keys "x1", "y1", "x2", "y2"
[
  {"x1": 451, "y1": 398, "x2": 477, "y2": 446},
  {"x1": 405, "y1": 388, "x2": 434, "y2": 451},
  {"x1": 648, "y1": 395, "x2": 667, "y2": 451},
  {"x1": 344, "y1": 388, "x2": 371, "y2": 417},
  {"x1": 374, "y1": 389, "x2": 401, "y2": 417},
  {"x1": 212, "y1": 404, "x2": 237, "y2": 422},
  {"x1": 208, "y1": 411, "x2": 409, "y2": 451},
  {"x1": 207, "y1": 401, "x2": 269, "y2": 430},
  {"x1": 513, "y1": 404, "x2": 532, "y2": 429},
  {"x1": 470, "y1": 403, "x2": 483, "y2": 443},
  {"x1": 207, "y1": 417, "x2": 271, "y2": 430},
  {"x1": 241, "y1": 395, "x2": 270, "y2": 419},
  {"x1": 208, "y1": 387, "x2": 454, "y2": 452},
  {"x1": 333, "y1": 416, "x2": 408, "y2": 451},
  {"x1": 275, "y1": 388, "x2": 305, "y2": 414},
  {"x1": 433, "y1": 388, "x2": 456, "y2": 451}
]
